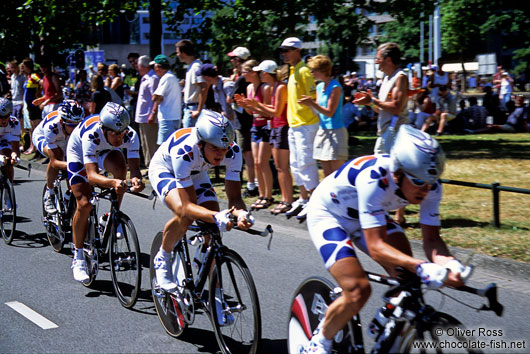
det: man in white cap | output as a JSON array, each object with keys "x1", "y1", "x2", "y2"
[
  {"x1": 227, "y1": 46, "x2": 258, "y2": 197},
  {"x1": 279, "y1": 37, "x2": 319, "y2": 219}
]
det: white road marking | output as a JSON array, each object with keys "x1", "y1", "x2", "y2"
[{"x1": 5, "y1": 301, "x2": 58, "y2": 329}]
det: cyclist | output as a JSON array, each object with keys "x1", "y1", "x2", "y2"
[
  {"x1": 33, "y1": 99, "x2": 85, "y2": 214},
  {"x1": 302, "y1": 124, "x2": 472, "y2": 353},
  {"x1": 0, "y1": 97, "x2": 21, "y2": 187},
  {"x1": 148, "y1": 109, "x2": 253, "y2": 323},
  {"x1": 66, "y1": 102, "x2": 144, "y2": 283}
]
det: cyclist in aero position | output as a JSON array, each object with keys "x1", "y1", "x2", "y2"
[
  {"x1": 302, "y1": 124, "x2": 472, "y2": 353},
  {"x1": 0, "y1": 98, "x2": 21, "y2": 185},
  {"x1": 66, "y1": 102, "x2": 144, "y2": 283},
  {"x1": 148, "y1": 109, "x2": 253, "y2": 321},
  {"x1": 32, "y1": 99, "x2": 85, "y2": 213}
]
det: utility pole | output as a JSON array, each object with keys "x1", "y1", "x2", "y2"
[{"x1": 433, "y1": 5, "x2": 441, "y2": 66}]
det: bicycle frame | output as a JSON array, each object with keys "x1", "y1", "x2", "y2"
[{"x1": 88, "y1": 187, "x2": 123, "y2": 254}]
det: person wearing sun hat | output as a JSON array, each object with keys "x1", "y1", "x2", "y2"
[
  {"x1": 151, "y1": 54, "x2": 182, "y2": 144},
  {"x1": 279, "y1": 37, "x2": 319, "y2": 219}
]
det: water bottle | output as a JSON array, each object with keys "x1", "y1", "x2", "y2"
[
  {"x1": 99, "y1": 213, "x2": 109, "y2": 232},
  {"x1": 193, "y1": 245, "x2": 207, "y2": 273},
  {"x1": 367, "y1": 303, "x2": 393, "y2": 339}
]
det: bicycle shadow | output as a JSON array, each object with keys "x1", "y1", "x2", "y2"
[
  {"x1": 7, "y1": 231, "x2": 49, "y2": 249},
  {"x1": 172, "y1": 327, "x2": 228, "y2": 353},
  {"x1": 259, "y1": 338, "x2": 288, "y2": 353}
]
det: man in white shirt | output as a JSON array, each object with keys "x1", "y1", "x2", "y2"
[
  {"x1": 176, "y1": 39, "x2": 207, "y2": 128},
  {"x1": 135, "y1": 55, "x2": 159, "y2": 166},
  {"x1": 151, "y1": 55, "x2": 182, "y2": 145}
]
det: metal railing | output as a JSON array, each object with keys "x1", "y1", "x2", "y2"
[{"x1": 440, "y1": 179, "x2": 530, "y2": 228}]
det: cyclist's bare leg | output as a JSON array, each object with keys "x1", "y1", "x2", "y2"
[
  {"x1": 161, "y1": 188, "x2": 195, "y2": 253},
  {"x1": 322, "y1": 257, "x2": 372, "y2": 340},
  {"x1": 43, "y1": 146, "x2": 63, "y2": 189},
  {"x1": 103, "y1": 150, "x2": 127, "y2": 204},
  {"x1": 71, "y1": 181, "x2": 93, "y2": 249}
]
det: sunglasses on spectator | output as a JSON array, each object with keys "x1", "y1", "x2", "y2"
[{"x1": 404, "y1": 172, "x2": 429, "y2": 187}]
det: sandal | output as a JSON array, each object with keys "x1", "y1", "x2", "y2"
[
  {"x1": 252, "y1": 197, "x2": 274, "y2": 210},
  {"x1": 271, "y1": 201, "x2": 292, "y2": 215},
  {"x1": 250, "y1": 197, "x2": 265, "y2": 209}
]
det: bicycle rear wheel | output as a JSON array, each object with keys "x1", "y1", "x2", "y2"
[
  {"x1": 1, "y1": 179, "x2": 16, "y2": 245},
  {"x1": 396, "y1": 312, "x2": 482, "y2": 353},
  {"x1": 209, "y1": 249, "x2": 261, "y2": 354},
  {"x1": 109, "y1": 213, "x2": 141, "y2": 308},
  {"x1": 288, "y1": 277, "x2": 356, "y2": 354},
  {"x1": 41, "y1": 184, "x2": 64, "y2": 252},
  {"x1": 150, "y1": 231, "x2": 189, "y2": 337}
]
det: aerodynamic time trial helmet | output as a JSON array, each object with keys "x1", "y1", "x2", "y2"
[
  {"x1": 195, "y1": 110, "x2": 234, "y2": 149},
  {"x1": 0, "y1": 97, "x2": 13, "y2": 117},
  {"x1": 58, "y1": 99, "x2": 85, "y2": 123},
  {"x1": 99, "y1": 102, "x2": 130, "y2": 132}
]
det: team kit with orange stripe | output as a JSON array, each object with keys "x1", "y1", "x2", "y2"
[
  {"x1": 306, "y1": 154, "x2": 442, "y2": 269},
  {"x1": 149, "y1": 128, "x2": 242, "y2": 206},
  {"x1": 33, "y1": 110, "x2": 68, "y2": 155},
  {"x1": 66, "y1": 115, "x2": 140, "y2": 186}
]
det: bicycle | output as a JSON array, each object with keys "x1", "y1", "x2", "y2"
[
  {"x1": 1, "y1": 155, "x2": 18, "y2": 245},
  {"x1": 41, "y1": 171, "x2": 76, "y2": 252},
  {"x1": 288, "y1": 268, "x2": 503, "y2": 353},
  {"x1": 150, "y1": 216, "x2": 273, "y2": 354},
  {"x1": 83, "y1": 182, "x2": 142, "y2": 309}
]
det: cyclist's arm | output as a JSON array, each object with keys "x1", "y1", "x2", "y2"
[
  {"x1": 47, "y1": 147, "x2": 67, "y2": 170},
  {"x1": 126, "y1": 157, "x2": 144, "y2": 192},
  {"x1": 364, "y1": 226, "x2": 423, "y2": 274},
  {"x1": 85, "y1": 162, "x2": 122, "y2": 190}
]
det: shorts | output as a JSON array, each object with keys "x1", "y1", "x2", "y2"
[
  {"x1": 313, "y1": 127, "x2": 349, "y2": 161},
  {"x1": 182, "y1": 106, "x2": 198, "y2": 128},
  {"x1": 269, "y1": 125, "x2": 289, "y2": 150},
  {"x1": 149, "y1": 167, "x2": 218, "y2": 207},
  {"x1": 235, "y1": 128, "x2": 251, "y2": 152},
  {"x1": 27, "y1": 103, "x2": 41, "y2": 121},
  {"x1": 307, "y1": 207, "x2": 404, "y2": 270},
  {"x1": 251, "y1": 125, "x2": 270, "y2": 144},
  {"x1": 67, "y1": 149, "x2": 118, "y2": 186},
  {"x1": 157, "y1": 119, "x2": 180, "y2": 145},
  {"x1": 12, "y1": 104, "x2": 23, "y2": 121}
]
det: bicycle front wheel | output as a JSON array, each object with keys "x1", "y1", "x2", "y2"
[
  {"x1": 1, "y1": 179, "x2": 16, "y2": 245},
  {"x1": 150, "y1": 232, "x2": 189, "y2": 338},
  {"x1": 110, "y1": 213, "x2": 141, "y2": 308},
  {"x1": 396, "y1": 312, "x2": 482, "y2": 353},
  {"x1": 209, "y1": 249, "x2": 261, "y2": 354},
  {"x1": 41, "y1": 184, "x2": 64, "y2": 252}
]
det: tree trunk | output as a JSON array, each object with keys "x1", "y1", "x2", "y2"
[{"x1": 149, "y1": 0, "x2": 162, "y2": 58}]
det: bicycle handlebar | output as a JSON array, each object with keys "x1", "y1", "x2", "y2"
[{"x1": 454, "y1": 283, "x2": 504, "y2": 317}]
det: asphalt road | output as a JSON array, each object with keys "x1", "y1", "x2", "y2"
[{"x1": 1, "y1": 166, "x2": 529, "y2": 353}]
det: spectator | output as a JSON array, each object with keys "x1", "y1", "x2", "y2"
[
  {"x1": 446, "y1": 98, "x2": 467, "y2": 134},
  {"x1": 97, "y1": 63, "x2": 109, "y2": 84},
  {"x1": 135, "y1": 55, "x2": 159, "y2": 167},
  {"x1": 176, "y1": 39, "x2": 206, "y2": 128},
  {"x1": 20, "y1": 58, "x2": 41, "y2": 154},
  {"x1": 299, "y1": 54, "x2": 348, "y2": 177},
  {"x1": 410, "y1": 89, "x2": 435, "y2": 129},
  {"x1": 236, "y1": 60, "x2": 293, "y2": 214},
  {"x1": 226, "y1": 46, "x2": 257, "y2": 197},
  {"x1": 492, "y1": 65, "x2": 503, "y2": 93},
  {"x1": 125, "y1": 52, "x2": 140, "y2": 117},
  {"x1": 422, "y1": 85, "x2": 456, "y2": 135},
  {"x1": 74, "y1": 69, "x2": 91, "y2": 115},
  {"x1": 342, "y1": 96, "x2": 360, "y2": 132},
  {"x1": 463, "y1": 96, "x2": 488, "y2": 130},
  {"x1": 468, "y1": 73, "x2": 477, "y2": 90},
  {"x1": 279, "y1": 37, "x2": 320, "y2": 218},
  {"x1": 34, "y1": 59, "x2": 63, "y2": 119},
  {"x1": 236, "y1": 60, "x2": 274, "y2": 210},
  {"x1": 353, "y1": 42, "x2": 409, "y2": 154},
  {"x1": 428, "y1": 61, "x2": 450, "y2": 100},
  {"x1": 0, "y1": 64, "x2": 9, "y2": 97},
  {"x1": 467, "y1": 95, "x2": 528, "y2": 134},
  {"x1": 151, "y1": 54, "x2": 182, "y2": 144},
  {"x1": 7, "y1": 61, "x2": 26, "y2": 144},
  {"x1": 107, "y1": 64, "x2": 124, "y2": 100},
  {"x1": 411, "y1": 70, "x2": 421, "y2": 89},
  {"x1": 499, "y1": 72, "x2": 513, "y2": 109},
  {"x1": 198, "y1": 63, "x2": 233, "y2": 119},
  {"x1": 89, "y1": 75, "x2": 111, "y2": 114},
  {"x1": 482, "y1": 85, "x2": 503, "y2": 124}
]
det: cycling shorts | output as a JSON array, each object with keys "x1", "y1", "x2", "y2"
[
  {"x1": 307, "y1": 208, "x2": 404, "y2": 270},
  {"x1": 67, "y1": 149, "x2": 117, "y2": 186}
]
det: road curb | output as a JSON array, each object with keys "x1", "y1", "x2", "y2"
[{"x1": 17, "y1": 157, "x2": 530, "y2": 282}]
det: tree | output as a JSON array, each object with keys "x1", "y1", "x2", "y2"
[{"x1": 0, "y1": 0, "x2": 138, "y2": 64}]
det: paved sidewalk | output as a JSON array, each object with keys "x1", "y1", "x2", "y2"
[{"x1": 17, "y1": 156, "x2": 530, "y2": 283}]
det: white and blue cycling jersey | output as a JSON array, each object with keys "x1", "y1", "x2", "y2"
[
  {"x1": 32, "y1": 110, "x2": 69, "y2": 155},
  {"x1": 66, "y1": 114, "x2": 140, "y2": 185},
  {"x1": 0, "y1": 116, "x2": 21, "y2": 150},
  {"x1": 148, "y1": 127, "x2": 242, "y2": 206},
  {"x1": 307, "y1": 154, "x2": 442, "y2": 269}
]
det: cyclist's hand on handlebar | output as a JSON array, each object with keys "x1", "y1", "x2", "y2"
[
  {"x1": 214, "y1": 207, "x2": 235, "y2": 232},
  {"x1": 445, "y1": 259, "x2": 473, "y2": 287},
  {"x1": 416, "y1": 262, "x2": 449, "y2": 289},
  {"x1": 113, "y1": 179, "x2": 128, "y2": 194},
  {"x1": 234, "y1": 210, "x2": 254, "y2": 230},
  {"x1": 129, "y1": 177, "x2": 145, "y2": 193}
]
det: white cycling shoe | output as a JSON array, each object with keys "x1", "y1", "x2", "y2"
[
  {"x1": 71, "y1": 259, "x2": 90, "y2": 284},
  {"x1": 300, "y1": 328, "x2": 332, "y2": 354},
  {"x1": 153, "y1": 251, "x2": 178, "y2": 291}
]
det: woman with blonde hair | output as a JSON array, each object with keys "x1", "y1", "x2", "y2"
[
  {"x1": 299, "y1": 54, "x2": 348, "y2": 176},
  {"x1": 238, "y1": 60, "x2": 293, "y2": 214},
  {"x1": 106, "y1": 63, "x2": 124, "y2": 100}
]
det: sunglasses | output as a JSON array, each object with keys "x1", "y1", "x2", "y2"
[
  {"x1": 64, "y1": 122, "x2": 79, "y2": 128},
  {"x1": 404, "y1": 172, "x2": 429, "y2": 187},
  {"x1": 104, "y1": 128, "x2": 126, "y2": 136}
]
